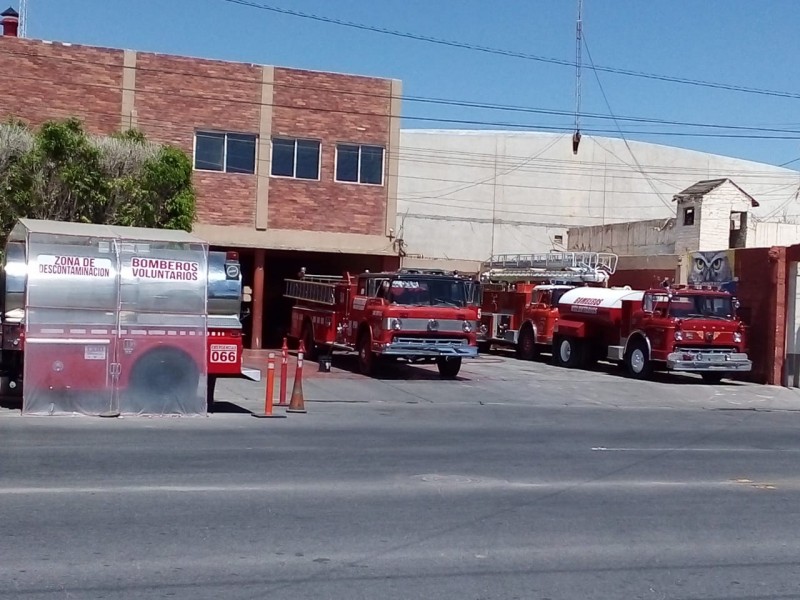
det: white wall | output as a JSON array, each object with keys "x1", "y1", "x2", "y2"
[
  {"x1": 397, "y1": 130, "x2": 800, "y2": 264},
  {"x1": 568, "y1": 219, "x2": 675, "y2": 255}
]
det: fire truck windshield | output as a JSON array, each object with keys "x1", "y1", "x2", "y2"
[
  {"x1": 386, "y1": 278, "x2": 468, "y2": 307},
  {"x1": 648, "y1": 293, "x2": 734, "y2": 319}
]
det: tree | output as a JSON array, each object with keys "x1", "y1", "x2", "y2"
[{"x1": 0, "y1": 118, "x2": 196, "y2": 238}]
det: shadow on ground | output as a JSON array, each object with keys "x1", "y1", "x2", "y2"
[
  {"x1": 322, "y1": 353, "x2": 473, "y2": 382},
  {"x1": 208, "y1": 401, "x2": 253, "y2": 415}
]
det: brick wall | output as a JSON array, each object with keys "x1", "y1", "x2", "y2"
[
  {"x1": 134, "y1": 52, "x2": 262, "y2": 226},
  {"x1": 0, "y1": 37, "x2": 122, "y2": 134},
  {"x1": 0, "y1": 37, "x2": 395, "y2": 239},
  {"x1": 269, "y1": 68, "x2": 391, "y2": 235},
  {"x1": 733, "y1": 246, "x2": 785, "y2": 385}
]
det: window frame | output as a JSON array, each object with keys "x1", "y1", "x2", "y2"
[
  {"x1": 269, "y1": 137, "x2": 322, "y2": 181},
  {"x1": 193, "y1": 130, "x2": 258, "y2": 175},
  {"x1": 334, "y1": 143, "x2": 386, "y2": 186},
  {"x1": 683, "y1": 206, "x2": 696, "y2": 227}
]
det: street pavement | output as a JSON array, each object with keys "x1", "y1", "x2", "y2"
[{"x1": 3, "y1": 352, "x2": 800, "y2": 599}]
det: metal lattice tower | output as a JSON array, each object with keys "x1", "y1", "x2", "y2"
[{"x1": 18, "y1": 0, "x2": 27, "y2": 37}]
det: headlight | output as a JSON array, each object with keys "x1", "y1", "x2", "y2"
[
  {"x1": 479, "y1": 324, "x2": 489, "y2": 335},
  {"x1": 463, "y1": 320, "x2": 473, "y2": 333},
  {"x1": 674, "y1": 331, "x2": 683, "y2": 341},
  {"x1": 391, "y1": 318, "x2": 402, "y2": 331},
  {"x1": 733, "y1": 332, "x2": 742, "y2": 343}
]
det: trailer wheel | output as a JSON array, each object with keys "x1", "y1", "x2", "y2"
[
  {"x1": 128, "y1": 348, "x2": 200, "y2": 413},
  {"x1": 555, "y1": 336, "x2": 582, "y2": 368},
  {"x1": 437, "y1": 357, "x2": 462, "y2": 378},
  {"x1": 624, "y1": 339, "x2": 652, "y2": 379},
  {"x1": 701, "y1": 372, "x2": 724, "y2": 384},
  {"x1": 302, "y1": 322, "x2": 318, "y2": 362},
  {"x1": 357, "y1": 332, "x2": 375, "y2": 376},
  {"x1": 516, "y1": 324, "x2": 538, "y2": 361}
]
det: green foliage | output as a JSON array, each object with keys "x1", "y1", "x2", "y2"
[{"x1": 0, "y1": 118, "x2": 196, "y2": 238}]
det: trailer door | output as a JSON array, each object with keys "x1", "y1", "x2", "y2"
[{"x1": 22, "y1": 232, "x2": 120, "y2": 416}]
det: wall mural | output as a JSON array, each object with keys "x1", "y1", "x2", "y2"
[{"x1": 683, "y1": 250, "x2": 737, "y2": 294}]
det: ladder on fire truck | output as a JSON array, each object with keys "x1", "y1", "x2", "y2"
[
  {"x1": 480, "y1": 251, "x2": 618, "y2": 284},
  {"x1": 285, "y1": 274, "x2": 347, "y2": 306}
]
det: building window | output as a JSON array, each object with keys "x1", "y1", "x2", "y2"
[
  {"x1": 270, "y1": 138, "x2": 321, "y2": 180},
  {"x1": 335, "y1": 144, "x2": 384, "y2": 185},
  {"x1": 194, "y1": 131, "x2": 257, "y2": 174},
  {"x1": 683, "y1": 206, "x2": 695, "y2": 226}
]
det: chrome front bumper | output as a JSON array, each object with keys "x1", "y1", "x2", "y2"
[
  {"x1": 377, "y1": 338, "x2": 479, "y2": 358},
  {"x1": 666, "y1": 351, "x2": 752, "y2": 372}
]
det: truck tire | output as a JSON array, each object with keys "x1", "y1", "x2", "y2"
[
  {"x1": 701, "y1": 372, "x2": 724, "y2": 384},
  {"x1": 302, "y1": 322, "x2": 318, "y2": 362},
  {"x1": 357, "y1": 332, "x2": 375, "y2": 376},
  {"x1": 554, "y1": 335, "x2": 582, "y2": 368},
  {"x1": 128, "y1": 348, "x2": 200, "y2": 413},
  {"x1": 437, "y1": 357, "x2": 462, "y2": 378},
  {"x1": 478, "y1": 341, "x2": 492, "y2": 354},
  {"x1": 624, "y1": 339, "x2": 653, "y2": 379},
  {"x1": 516, "y1": 324, "x2": 538, "y2": 361}
]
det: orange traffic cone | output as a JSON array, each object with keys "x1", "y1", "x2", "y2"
[{"x1": 287, "y1": 342, "x2": 307, "y2": 414}]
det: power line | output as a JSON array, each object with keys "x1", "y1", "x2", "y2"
[
  {"x1": 219, "y1": 0, "x2": 800, "y2": 102},
  {"x1": 3, "y1": 45, "x2": 800, "y2": 142}
]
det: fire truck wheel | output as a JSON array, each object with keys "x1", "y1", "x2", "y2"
[
  {"x1": 357, "y1": 333, "x2": 375, "y2": 376},
  {"x1": 478, "y1": 342, "x2": 491, "y2": 354},
  {"x1": 129, "y1": 348, "x2": 200, "y2": 409},
  {"x1": 701, "y1": 372, "x2": 724, "y2": 384},
  {"x1": 516, "y1": 325, "x2": 538, "y2": 361},
  {"x1": 437, "y1": 357, "x2": 462, "y2": 378},
  {"x1": 554, "y1": 336, "x2": 582, "y2": 368},
  {"x1": 624, "y1": 339, "x2": 653, "y2": 379},
  {"x1": 302, "y1": 322, "x2": 318, "y2": 361}
]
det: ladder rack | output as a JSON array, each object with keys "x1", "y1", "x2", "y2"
[
  {"x1": 285, "y1": 278, "x2": 341, "y2": 305},
  {"x1": 480, "y1": 251, "x2": 618, "y2": 283}
]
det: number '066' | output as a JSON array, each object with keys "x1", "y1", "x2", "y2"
[{"x1": 211, "y1": 350, "x2": 237, "y2": 363}]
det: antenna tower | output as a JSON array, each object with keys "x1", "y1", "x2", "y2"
[
  {"x1": 572, "y1": 0, "x2": 583, "y2": 154},
  {"x1": 18, "y1": 0, "x2": 27, "y2": 37}
]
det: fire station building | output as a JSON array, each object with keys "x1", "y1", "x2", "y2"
[{"x1": 0, "y1": 8, "x2": 402, "y2": 349}]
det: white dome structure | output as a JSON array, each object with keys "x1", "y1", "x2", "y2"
[{"x1": 397, "y1": 130, "x2": 800, "y2": 265}]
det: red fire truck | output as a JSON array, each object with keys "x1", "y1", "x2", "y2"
[
  {"x1": 553, "y1": 284, "x2": 752, "y2": 382},
  {"x1": 477, "y1": 252, "x2": 618, "y2": 359},
  {"x1": 285, "y1": 268, "x2": 479, "y2": 378},
  {"x1": 0, "y1": 219, "x2": 260, "y2": 416}
]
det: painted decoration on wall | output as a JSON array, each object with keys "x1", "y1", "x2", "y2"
[{"x1": 683, "y1": 250, "x2": 737, "y2": 294}]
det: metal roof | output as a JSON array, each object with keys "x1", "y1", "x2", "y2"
[
  {"x1": 673, "y1": 178, "x2": 759, "y2": 207},
  {"x1": 13, "y1": 219, "x2": 206, "y2": 244}
]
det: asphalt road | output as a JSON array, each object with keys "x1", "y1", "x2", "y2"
[{"x1": 3, "y1": 354, "x2": 800, "y2": 600}]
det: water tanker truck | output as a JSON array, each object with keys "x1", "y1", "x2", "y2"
[
  {"x1": 0, "y1": 218, "x2": 260, "y2": 416},
  {"x1": 553, "y1": 284, "x2": 752, "y2": 382}
]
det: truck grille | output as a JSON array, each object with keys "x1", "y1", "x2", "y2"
[
  {"x1": 675, "y1": 346, "x2": 737, "y2": 354},
  {"x1": 393, "y1": 337, "x2": 468, "y2": 348}
]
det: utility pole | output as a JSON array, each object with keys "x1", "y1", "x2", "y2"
[{"x1": 572, "y1": 0, "x2": 583, "y2": 154}]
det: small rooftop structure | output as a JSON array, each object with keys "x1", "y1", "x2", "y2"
[{"x1": 673, "y1": 178, "x2": 760, "y2": 207}]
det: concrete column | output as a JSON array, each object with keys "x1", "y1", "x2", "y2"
[
  {"x1": 121, "y1": 50, "x2": 138, "y2": 130},
  {"x1": 251, "y1": 248, "x2": 266, "y2": 349},
  {"x1": 255, "y1": 66, "x2": 275, "y2": 230}
]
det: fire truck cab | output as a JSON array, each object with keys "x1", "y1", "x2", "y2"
[
  {"x1": 286, "y1": 268, "x2": 479, "y2": 378},
  {"x1": 0, "y1": 219, "x2": 260, "y2": 416},
  {"x1": 477, "y1": 251, "x2": 617, "y2": 359}
]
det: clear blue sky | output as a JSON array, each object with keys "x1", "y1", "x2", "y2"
[{"x1": 22, "y1": 0, "x2": 800, "y2": 169}]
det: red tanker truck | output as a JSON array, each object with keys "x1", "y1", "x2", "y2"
[{"x1": 553, "y1": 284, "x2": 752, "y2": 383}]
